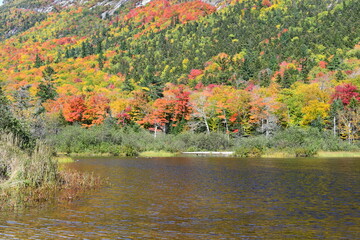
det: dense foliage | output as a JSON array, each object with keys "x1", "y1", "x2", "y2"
[
  {"x1": 49, "y1": 124, "x2": 359, "y2": 156},
  {"x1": 0, "y1": 0, "x2": 359, "y2": 146}
]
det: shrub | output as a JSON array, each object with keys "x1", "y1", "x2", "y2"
[
  {"x1": 271, "y1": 127, "x2": 319, "y2": 149},
  {"x1": 176, "y1": 132, "x2": 230, "y2": 151},
  {"x1": 233, "y1": 135, "x2": 268, "y2": 151},
  {"x1": 120, "y1": 145, "x2": 139, "y2": 156},
  {"x1": 108, "y1": 145, "x2": 121, "y2": 156},
  {"x1": 294, "y1": 147, "x2": 318, "y2": 157},
  {"x1": 234, "y1": 147, "x2": 263, "y2": 158}
]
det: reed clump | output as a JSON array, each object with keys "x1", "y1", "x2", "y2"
[
  {"x1": 0, "y1": 134, "x2": 58, "y2": 188},
  {"x1": 58, "y1": 170, "x2": 102, "y2": 201},
  {"x1": 0, "y1": 134, "x2": 102, "y2": 209}
]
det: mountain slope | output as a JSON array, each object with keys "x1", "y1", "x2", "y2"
[{"x1": 0, "y1": 0, "x2": 359, "y2": 138}]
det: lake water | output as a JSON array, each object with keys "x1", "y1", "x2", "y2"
[{"x1": 1, "y1": 157, "x2": 359, "y2": 239}]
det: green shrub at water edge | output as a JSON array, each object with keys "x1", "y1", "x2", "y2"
[
  {"x1": 234, "y1": 147, "x2": 263, "y2": 158},
  {"x1": 120, "y1": 145, "x2": 139, "y2": 156},
  {"x1": 270, "y1": 127, "x2": 356, "y2": 152},
  {"x1": 294, "y1": 147, "x2": 318, "y2": 158}
]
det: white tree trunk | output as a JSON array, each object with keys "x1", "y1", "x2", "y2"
[
  {"x1": 223, "y1": 110, "x2": 229, "y2": 140},
  {"x1": 154, "y1": 125, "x2": 158, "y2": 138},
  {"x1": 203, "y1": 113, "x2": 210, "y2": 134}
]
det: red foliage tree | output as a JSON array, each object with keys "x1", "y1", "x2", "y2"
[
  {"x1": 188, "y1": 69, "x2": 203, "y2": 79},
  {"x1": 331, "y1": 83, "x2": 360, "y2": 106},
  {"x1": 262, "y1": 0, "x2": 272, "y2": 7},
  {"x1": 142, "y1": 84, "x2": 192, "y2": 132}
]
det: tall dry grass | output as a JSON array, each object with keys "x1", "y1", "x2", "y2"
[
  {"x1": 0, "y1": 134, "x2": 58, "y2": 188},
  {"x1": 0, "y1": 133, "x2": 102, "y2": 209}
]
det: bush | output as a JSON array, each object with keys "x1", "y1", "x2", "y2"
[
  {"x1": 120, "y1": 145, "x2": 139, "y2": 156},
  {"x1": 271, "y1": 127, "x2": 359, "y2": 153},
  {"x1": 271, "y1": 127, "x2": 320, "y2": 149},
  {"x1": 107, "y1": 145, "x2": 121, "y2": 156},
  {"x1": 176, "y1": 132, "x2": 230, "y2": 151},
  {"x1": 233, "y1": 135, "x2": 268, "y2": 151},
  {"x1": 294, "y1": 147, "x2": 318, "y2": 157},
  {"x1": 234, "y1": 147, "x2": 263, "y2": 158}
]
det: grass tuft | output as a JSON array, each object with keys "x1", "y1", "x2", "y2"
[
  {"x1": 58, "y1": 170, "x2": 103, "y2": 201},
  {"x1": 317, "y1": 151, "x2": 360, "y2": 158},
  {"x1": 139, "y1": 151, "x2": 177, "y2": 157},
  {"x1": 55, "y1": 156, "x2": 74, "y2": 163}
]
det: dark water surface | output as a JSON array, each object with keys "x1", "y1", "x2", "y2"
[{"x1": 1, "y1": 157, "x2": 359, "y2": 239}]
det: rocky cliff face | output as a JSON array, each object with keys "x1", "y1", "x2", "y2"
[
  {"x1": 0, "y1": 0, "x2": 227, "y2": 39},
  {"x1": 2, "y1": 0, "x2": 225, "y2": 16}
]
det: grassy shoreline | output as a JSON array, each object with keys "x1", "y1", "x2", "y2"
[
  {"x1": 55, "y1": 156, "x2": 75, "y2": 163},
  {"x1": 139, "y1": 151, "x2": 177, "y2": 157},
  {"x1": 262, "y1": 151, "x2": 360, "y2": 158},
  {"x1": 56, "y1": 150, "x2": 360, "y2": 158},
  {"x1": 316, "y1": 151, "x2": 360, "y2": 158}
]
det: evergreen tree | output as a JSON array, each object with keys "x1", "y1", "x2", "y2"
[
  {"x1": 97, "y1": 52, "x2": 105, "y2": 70},
  {"x1": 0, "y1": 87, "x2": 33, "y2": 148},
  {"x1": 328, "y1": 54, "x2": 342, "y2": 70},
  {"x1": 54, "y1": 50, "x2": 62, "y2": 63},
  {"x1": 81, "y1": 41, "x2": 87, "y2": 58},
  {"x1": 36, "y1": 66, "x2": 58, "y2": 103},
  {"x1": 122, "y1": 78, "x2": 134, "y2": 92},
  {"x1": 34, "y1": 54, "x2": 44, "y2": 68}
]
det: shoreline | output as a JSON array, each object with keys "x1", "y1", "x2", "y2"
[{"x1": 56, "y1": 150, "x2": 360, "y2": 159}]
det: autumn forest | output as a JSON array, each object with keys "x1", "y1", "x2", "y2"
[{"x1": 0, "y1": 0, "x2": 359, "y2": 156}]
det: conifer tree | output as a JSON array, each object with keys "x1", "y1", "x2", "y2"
[{"x1": 34, "y1": 54, "x2": 44, "y2": 68}]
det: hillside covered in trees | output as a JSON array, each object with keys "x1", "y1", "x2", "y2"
[{"x1": 0, "y1": 0, "x2": 359, "y2": 150}]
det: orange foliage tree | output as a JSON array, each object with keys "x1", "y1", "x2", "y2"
[
  {"x1": 82, "y1": 94, "x2": 110, "y2": 127},
  {"x1": 62, "y1": 95, "x2": 86, "y2": 123}
]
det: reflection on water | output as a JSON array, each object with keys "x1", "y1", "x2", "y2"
[{"x1": 1, "y1": 157, "x2": 359, "y2": 239}]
